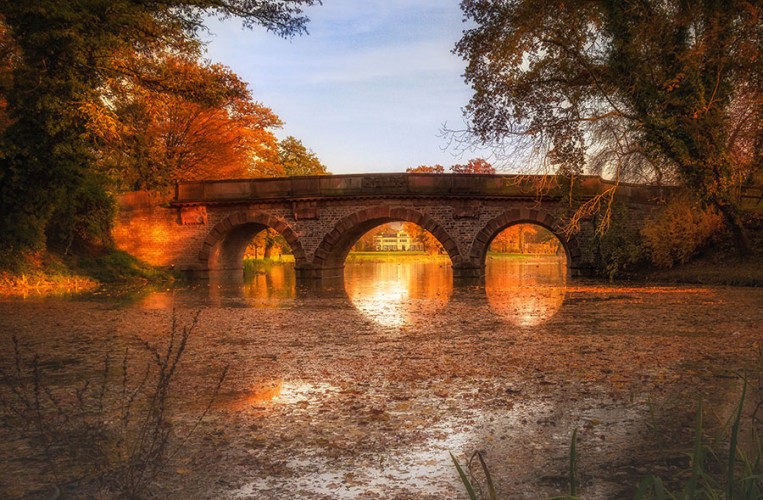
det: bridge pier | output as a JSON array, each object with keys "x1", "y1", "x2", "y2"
[
  {"x1": 451, "y1": 263, "x2": 484, "y2": 280},
  {"x1": 295, "y1": 264, "x2": 344, "y2": 280}
]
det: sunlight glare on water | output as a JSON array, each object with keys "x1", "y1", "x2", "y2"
[
  {"x1": 343, "y1": 261, "x2": 452, "y2": 328},
  {"x1": 485, "y1": 256, "x2": 567, "y2": 326}
]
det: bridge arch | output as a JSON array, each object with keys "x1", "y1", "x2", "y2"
[
  {"x1": 468, "y1": 208, "x2": 583, "y2": 273},
  {"x1": 311, "y1": 206, "x2": 462, "y2": 277},
  {"x1": 198, "y1": 211, "x2": 307, "y2": 272}
]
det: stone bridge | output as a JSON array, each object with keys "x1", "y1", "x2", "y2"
[{"x1": 114, "y1": 173, "x2": 670, "y2": 280}]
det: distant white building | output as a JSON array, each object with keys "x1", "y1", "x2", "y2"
[{"x1": 374, "y1": 230, "x2": 421, "y2": 251}]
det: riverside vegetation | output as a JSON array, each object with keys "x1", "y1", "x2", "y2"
[
  {"x1": 0, "y1": 311, "x2": 227, "y2": 499},
  {"x1": 452, "y1": 381, "x2": 762, "y2": 500}
]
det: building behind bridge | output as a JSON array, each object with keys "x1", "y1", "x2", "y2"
[{"x1": 373, "y1": 231, "x2": 423, "y2": 252}]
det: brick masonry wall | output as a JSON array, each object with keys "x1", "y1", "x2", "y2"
[{"x1": 115, "y1": 190, "x2": 658, "y2": 278}]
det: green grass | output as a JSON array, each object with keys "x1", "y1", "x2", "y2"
[
  {"x1": 1, "y1": 249, "x2": 177, "y2": 295},
  {"x1": 346, "y1": 251, "x2": 450, "y2": 263},
  {"x1": 486, "y1": 252, "x2": 558, "y2": 260},
  {"x1": 76, "y1": 249, "x2": 177, "y2": 283}
]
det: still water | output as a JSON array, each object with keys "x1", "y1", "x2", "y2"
[
  {"x1": 149, "y1": 256, "x2": 568, "y2": 328},
  {"x1": 0, "y1": 257, "x2": 760, "y2": 499}
]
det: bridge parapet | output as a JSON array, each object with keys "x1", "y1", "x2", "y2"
[{"x1": 174, "y1": 173, "x2": 672, "y2": 205}]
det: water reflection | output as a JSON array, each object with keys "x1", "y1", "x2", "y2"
[
  {"x1": 205, "y1": 267, "x2": 297, "y2": 308},
  {"x1": 485, "y1": 256, "x2": 567, "y2": 326},
  {"x1": 242, "y1": 264, "x2": 296, "y2": 302},
  {"x1": 133, "y1": 257, "x2": 567, "y2": 328},
  {"x1": 231, "y1": 380, "x2": 341, "y2": 411},
  {"x1": 344, "y1": 261, "x2": 452, "y2": 328}
]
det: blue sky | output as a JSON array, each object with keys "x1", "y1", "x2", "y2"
[{"x1": 203, "y1": 1, "x2": 486, "y2": 174}]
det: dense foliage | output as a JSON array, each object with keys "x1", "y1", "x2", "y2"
[
  {"x1": 93, "y1": 55, "x2": 284, "y2": 191},
  {"x1": 0, "y1": 0, "x2": 318, "y2": 267},
  {"x1": 641, "y1": 194, "x2": 724, "y2": 268},
  {"x1": 407, "y1": 158, "x2": 496, "y2": 174},
  {"x1": 456, "y1": 0, "x2": 762, "y2": 252},
  {"x1": 279, "y1": 136, "x2": 329, "y2": 176}
]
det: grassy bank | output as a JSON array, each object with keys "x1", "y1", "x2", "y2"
[
  {"x1": 486, "y1": 252, "x2": 559, "y2": 260},
  {"x1": 0, "y1": 249, "x2": 177, "y2": 297},
  {"x1": 345, "y1": 251, "x2": 450, "y2": 263}
]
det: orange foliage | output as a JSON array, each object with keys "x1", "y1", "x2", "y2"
[
  {"x1": 407, "y1": 164, "x2": 445, "y2": 173},
  {"x1": 352, "y1": 224, "x2": 389, "y2": 251},
  {"x1": 489, "y1": 224, "x2": 561, "y2": 254},
  {"x1": 407, "y1": 160, "x2": 496, "y2": 175},
  {"x1": 641, "y1": 195, "x2": 723, "y2": 268},
  {"x1": 450, "y1": 158, "x2": 495, "y2": 174},
  {"x1": 402, "y1": 222, "x2": 443, "y2": 254},
  {"x1": 93, "y1": 54, "x2": 282, "y2": 190}
]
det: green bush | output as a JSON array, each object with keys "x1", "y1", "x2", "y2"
[
  {"x1": 589, "y1": 203, "x2": 646, "y2": 279},
  {"x1": 45, "y1": 174, "x2": 116, "y2": 255}
]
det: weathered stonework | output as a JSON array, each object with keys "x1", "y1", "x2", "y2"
[{"x1": 114, "y1": 174, "x2": 670, "y2": 281}]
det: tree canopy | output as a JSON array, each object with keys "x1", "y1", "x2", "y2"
[
  {"x1": 407, "y1": 159, "x2": 495, "y2": 174},
  {"x1": 456, "y1": 0, "x2": 762, "y2": 250},
  {"x1": 92, "y1": 54, "x2": 284, "y2": 191},
  {"x1": 407, "y1": 164, "x2": 445, "y2": 174},
  {"x1": 450, "y1": 158, "x2": 496, "y2": 174},
  {"x1": 0, "y1": 0, "x2": 318, "y2": 264},
  {"x1": 278, "y1": 136, "x2": 329, "y2": 176}
]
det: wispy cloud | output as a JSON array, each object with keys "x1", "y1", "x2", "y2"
[{"x1": 203, "y1": 1, "x2": 483, "y2": 173}]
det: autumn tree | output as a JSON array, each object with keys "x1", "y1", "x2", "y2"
[
  {"x1": 247, "y1": 229, "x2": 292, "y2": 259},
  {"x1": 0, "y1": 0, "x2": 318, "y2": 266},
  {"x1": 450, "y1": 158, "x2": 495, "y2": 174},
  {"x1": 278, "y1": 136, "x2": 329, "y2": 176},
  {"x1": 92, "y1": 55, "x2": 283, "y2": 191},
  {"x1": 455, "y1": 0, "x2": 762, "y2": 253},
  {"x1": 402, "y1": 223, "x2": 443, "y2": 254},
  {"x1": 352, "y1": 224, "x2": 388, "y2": 252},
  {"x1": 407, "y1": 164, "x2": 445, "y2": 173},
  {"x1": 489, "y1": 225, "x2": 562, "y2": 254},
  {"x1": 407, "y1": 161, "x2": 496, "y2": 174}
]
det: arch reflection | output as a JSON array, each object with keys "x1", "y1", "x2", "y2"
[
  {"x1": 205, "y1": 265, "x2": 296, "y2": 308},
  {"x1": 485, "y1": 256, "x2": 567, "y2": 326},
  {"x1": 344, "y1": 261, "x2": 452, "y2": 328}
]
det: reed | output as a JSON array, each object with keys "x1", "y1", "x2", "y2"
[{"x1": 452, "y1": 381, "x2": 761, "y2": 499}]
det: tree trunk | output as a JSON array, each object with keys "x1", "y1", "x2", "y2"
[{"x1": 716, "y1": 202, "x2": 750, "y2": 256}]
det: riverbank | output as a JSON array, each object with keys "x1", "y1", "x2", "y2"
[
  {"x1": 0, "y1": 250, "x2": 177, "y2": 297},
  {"x1": 637, "y1": 253, "x2": 763, "y2": 287},
  {"x1": 346, "y1": 251, "x2": 449, "y2": 263}
]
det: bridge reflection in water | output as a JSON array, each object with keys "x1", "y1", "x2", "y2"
[{"x1": 167, "y1": 256, "x2": 568, "y2": 327}]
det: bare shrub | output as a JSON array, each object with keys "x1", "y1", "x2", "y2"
[{"x1": 0, "y1": 310, "x2": 228, "y2": 499}]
